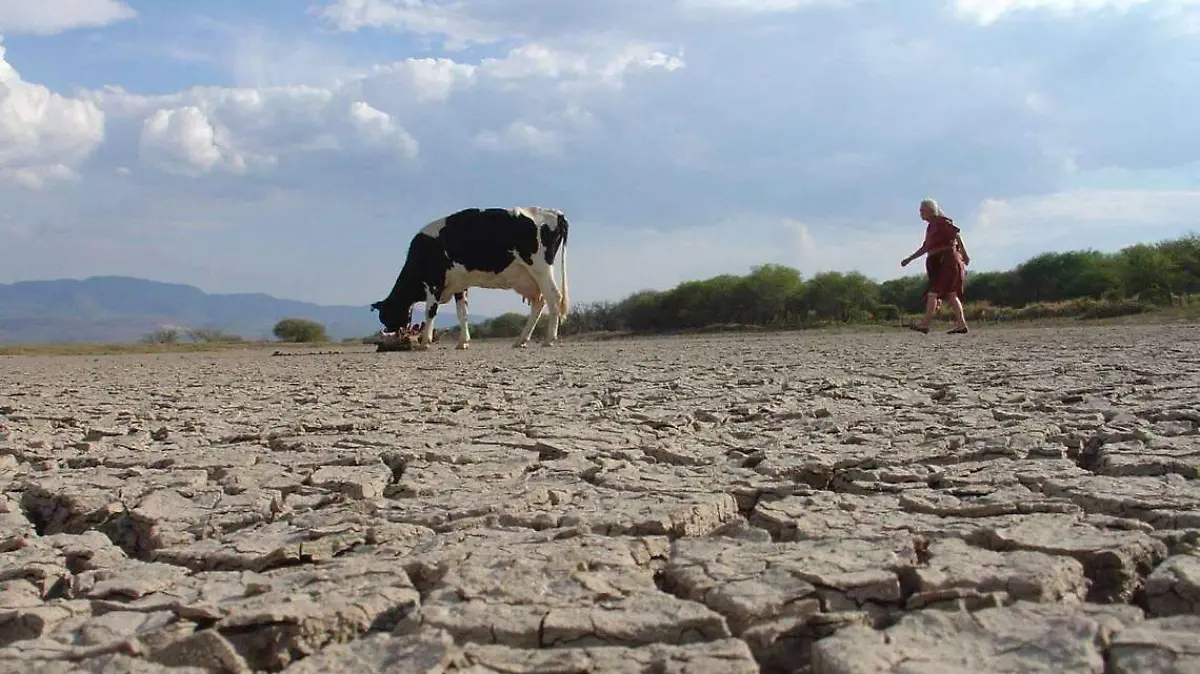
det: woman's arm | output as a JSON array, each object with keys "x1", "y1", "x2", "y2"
[
  {"x1": 903, "y1": 225, "x2": 934, "y2": 265},
  {"x1": 903, "y1": 242, "x2": 956, "y2": 264},
  {"x1": 956, "y1": 234, "x2": 971, "y2": 265},
  {"x1": 902, "y1": 221, "x2": 958, "y2": 266}
]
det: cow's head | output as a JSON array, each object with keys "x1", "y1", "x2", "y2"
[
  {"x1": 373, "y1": 240, "x2": 435, "y2": 333},
  {"x1": 372, "y1": 271, "x2": 427, "y2": 333},
  {"x1": 370, "y1": 297, "x2": 415, "y2": 334}
]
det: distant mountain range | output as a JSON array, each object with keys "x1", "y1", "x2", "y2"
[{"x1": 0, "y1": 276, "x2": 491, "y2": 345}]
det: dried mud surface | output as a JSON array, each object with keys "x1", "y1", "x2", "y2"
[{"x1": 2, "y1": 324, "x2": 1199, "y2": 673}]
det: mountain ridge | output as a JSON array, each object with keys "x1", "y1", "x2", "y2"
[{"x1": 0, "y1": 276, "x2": 489, "y2": 344}]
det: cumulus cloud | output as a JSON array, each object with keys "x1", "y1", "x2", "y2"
[
  {"x1": 138, "y1": 106, "x2": 258, "y2": 177},
  {"x1": 91, "y1": 84, "x2": 421, "y2": 177},
  {"x1": 75, "y1": 38, "x2": 682, "y2": 184},
  {"x1": 0, "y1": 0, "x2": 134, "y2": 35},
  {"x1": 353, "y1": 58, "x2": 478, "y2": 104},
  {"x1": 343, "y1": 101, "x2": 419, "y2": 157},
  {"x1": 0, "y1": 42, "x2": 105, "y2": 188}
]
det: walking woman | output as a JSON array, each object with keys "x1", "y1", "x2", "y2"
[{"x1": 901, "y1": 198, "x2": 970, "y2": 334}]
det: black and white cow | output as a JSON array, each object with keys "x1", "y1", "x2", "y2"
[{"x1": 371, "y1": 206, "x2": 570, "y2": 349}]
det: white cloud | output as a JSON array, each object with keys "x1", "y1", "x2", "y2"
[
  {"x1": 93, "y1": 83, "x2": 425, "y2": 177},
  {"x1": 344, "y1": 101, "x2": 419, "y2": 157},
  {"x1": 777, "y1": 217, "x2": 922, "y2": 282},
  {"x1": 972, "y1": 189, "x2": 1200, "y2": 250},
  {"x1": 353, "y1": 58, "x2": 478, "y2": 104},
  {"x1": 472, "y1": 121, "x2": 562, "y2": 155},
  {"x1": 952, "y1": 0, "x2": 1200, "y2": 24},
  {"x1": 317, "y1": 0, "x2": 506, "y2": 48},
  {"x1": 77, "y1": 39, "x2": 682, "y2": 181},
  {"x1": 138, "y1": 106, "x2": 255, "y2": 177},
  {"x1": 0, "y1": 0, "x2": 134, "y2": 35},
  {"x1": 316, "y1": 0, "x2": 866, "y2": 48},
  {"x1": 0, "y1": 163, "x2": 80, "y2": 189},
  {"x1": 479, "y1": 43, "x2": 685, "y2": 89},
  {"x1": 0, "y1": 42, "x2": 105, "y2": 188}
]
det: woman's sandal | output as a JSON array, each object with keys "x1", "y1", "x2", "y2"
[
  {"x1": 907, "y1": 324, "x2": 930, "y2": 334},
  {"x1": 947, "y1": 327, "x2": 968, "y2": 334}
]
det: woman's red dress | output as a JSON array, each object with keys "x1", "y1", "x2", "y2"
[{"x1": 921, "y1": 215, "x2": 965, "y2": 300}]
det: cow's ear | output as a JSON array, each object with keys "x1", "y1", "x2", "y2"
[{"x1": 370, "y1": 301, "x2": 382, "y2": 311}]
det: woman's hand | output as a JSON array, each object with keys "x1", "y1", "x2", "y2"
[{"x1": 900, "y1": 256, "x2": 912, "y2": 267}]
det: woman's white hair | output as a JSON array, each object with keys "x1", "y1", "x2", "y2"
[{"x1": 919, "y1": 198, "x2": 943, "y2": 216}]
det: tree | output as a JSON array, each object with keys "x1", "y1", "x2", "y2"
[
  {"x1": 1120, "y1": 243, "x2": 1181, "y2": 303},
  {"x1": 878, "y1": 276, "x2": 927, "y2": 313},
  {"x1": 140, "y1": 327, "x2": 180, "y2": 345},
  {"x1": 272, "y1": 318, "x2": 328, "y2": 343}
]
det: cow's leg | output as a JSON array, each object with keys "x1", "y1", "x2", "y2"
[
  {"x1": 419, "y1": 294, "x2": 438, "y2": 347},
  {"x1": 513, "y1": 297, "x2": 545, "y2": 348},
  {"x1": 454, "y1": 291, "x2": 470, "y2": 350},
  {"x1": 532, "y1": 269, "x2": 564, "y2": 346}
]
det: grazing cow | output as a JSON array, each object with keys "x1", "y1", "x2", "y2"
[{"x1": 371, "y1": 206, "x2": 570, "y2": 349}]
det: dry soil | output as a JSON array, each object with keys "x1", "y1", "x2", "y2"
[{"x1": 1, "y1": 325, "x2": 1199, "y2": 673}]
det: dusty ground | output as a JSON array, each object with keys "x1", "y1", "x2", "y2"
[{"x1": 1, "y1": 324, "x2": 1199, "y2": 674}]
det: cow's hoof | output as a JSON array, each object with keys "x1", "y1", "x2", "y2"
[
  {"x1": 413, "y1": 342, "x2": 431, "y2": 351},
  {"x1": 512, "y1": 341, "x2": 529, "y2": 349},
  {"x1": 541, "y1": 341, "x2": 558, "y2": 347},
  {"x1": 455, "y1": 342, "x2": 470, "y2": 350}
]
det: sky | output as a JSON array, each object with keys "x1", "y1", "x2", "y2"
[{"x1": 1, "y1": 0, "x2": 1198, "y2": 317}]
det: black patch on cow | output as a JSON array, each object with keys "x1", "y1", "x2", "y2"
[
  {"x1": 440, "y1": 208, "x2": 540, "y2": 271},
  {"x1": 539, "y1": 224, "x2": 555, "y2": 263},
  {"x1": 373, "y1": 233, "x2": 446, "y2": 332},
  {"x1": 544, "y1": 212, "x2": 569, "y2": 265},
  {"x1": 547, "y1": 211, "x2": 568, "y2": 263}
]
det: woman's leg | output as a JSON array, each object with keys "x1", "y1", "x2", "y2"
[
  {"x1": 918, "y1": 292, "x2": 938, "y2": 329},
  {"x1": 947, "y1": 293, "x2": 967, "y2": 331}
]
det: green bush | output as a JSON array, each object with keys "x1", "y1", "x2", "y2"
[
  {"x1": 272, "y1": 318, "x2": 328, "y2": 343},
  {"x1": 873, "y1": 304, "x2": 902, "y2": 322},
  {"x1": 186, "y1": 328, "x2": 244, "y2": 343}
]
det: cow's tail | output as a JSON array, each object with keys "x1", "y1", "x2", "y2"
[{"x1": 557, "y1": 211, "x2": 570, "y2": 319}]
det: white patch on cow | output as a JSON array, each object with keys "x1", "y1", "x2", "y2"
[
  {"x1": 439, "y1": 260, "x2": 540, "y2": 303},
  {"x1": 454, "y1": 293, "x2": 470, "y2": 349},
  {"x1": 419, "y1": 216, "x2": 449, "y2": 238}
]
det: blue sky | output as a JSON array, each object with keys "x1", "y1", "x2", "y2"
[{"x1": 1, "y1": 0, "x2": 1197, "y2": 317}]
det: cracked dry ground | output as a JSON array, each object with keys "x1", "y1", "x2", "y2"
[{"x1": 1, "y1": 325, "x2": 1199, "y2": 674}]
